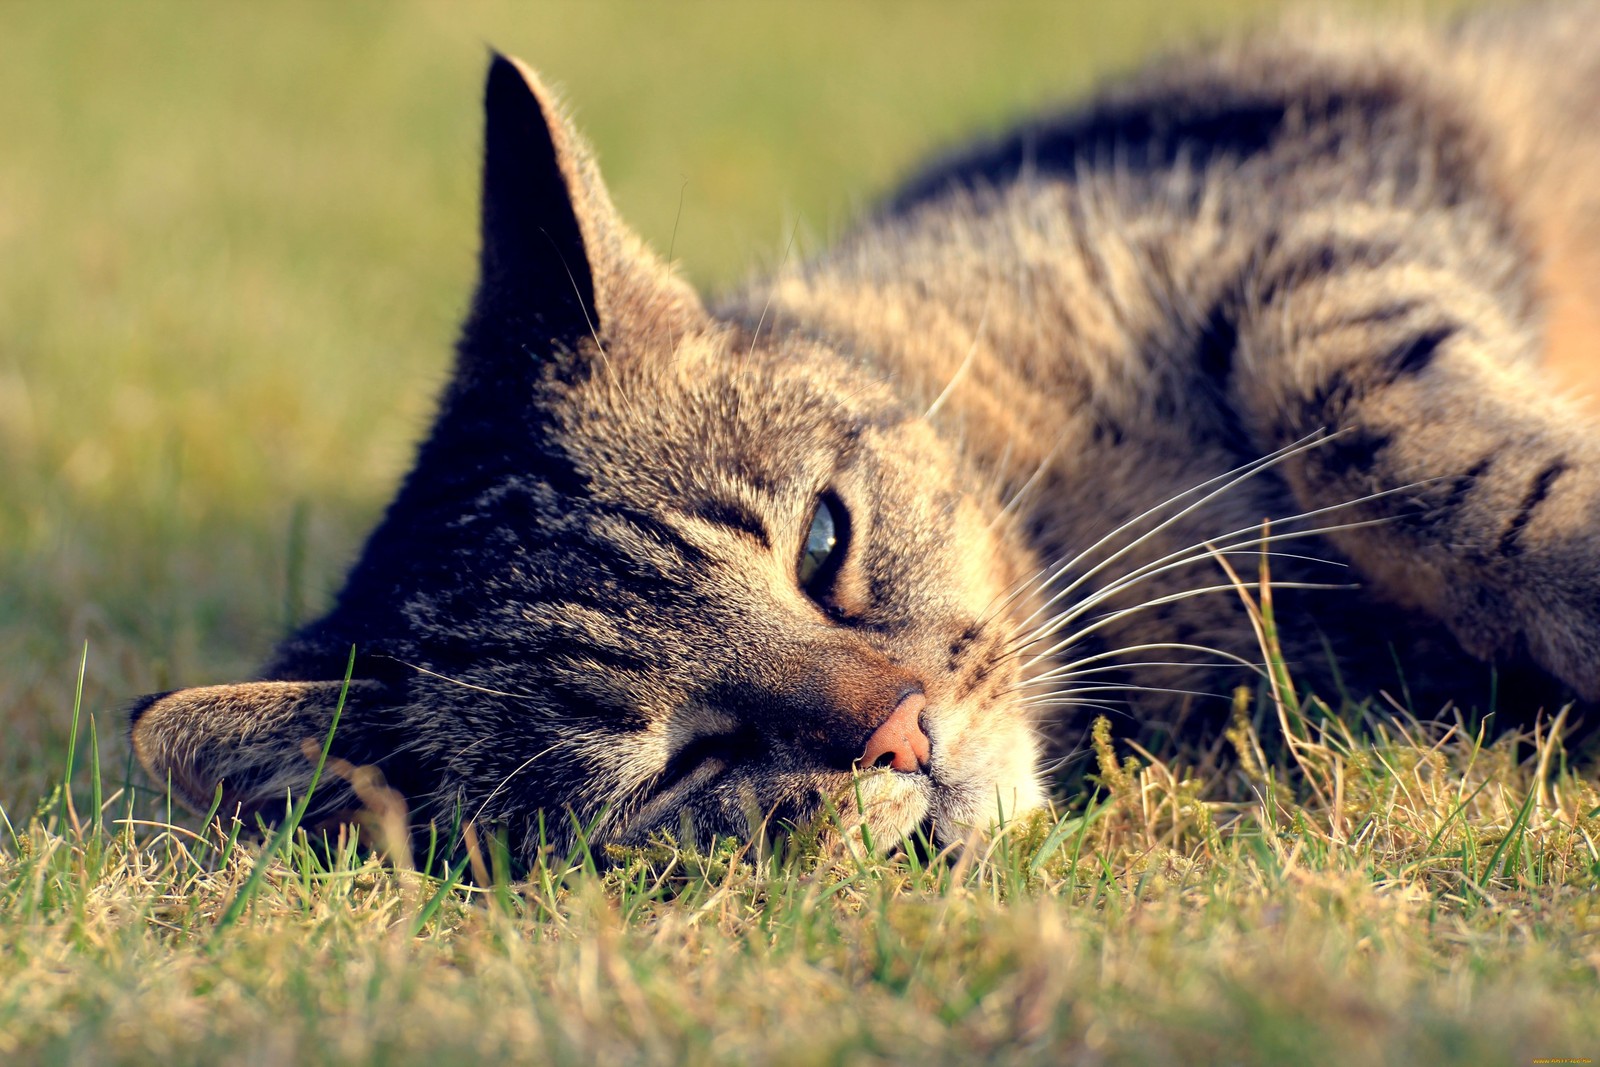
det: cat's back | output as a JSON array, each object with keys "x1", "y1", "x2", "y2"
[
  {"x1": 877, "y1": 5, "x2": 1600, "y2": 248},
  {"x1": 734, "y1": 4, "x2": 1600, "y2": 417}
]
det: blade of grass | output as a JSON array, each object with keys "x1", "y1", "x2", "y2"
[
  {"x1": 407, "y1": 856, "x2": 472, "y2": 938},
  {"x1": 87, "y1": 713, "x2": 103, "y2": 836},
  {"x1": 210, "y1": 645, "x2": 356, "y2": 939},
  {"x1": 59, "y1": 641, "x2": 88, "y2": 835},
  {"x1": 1481, "y1": 782, "x2": 1539, "y2": 884}
]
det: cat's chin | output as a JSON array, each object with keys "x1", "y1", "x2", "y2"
[
  {"x1": 846, "y1": 765, "x2": 1048, "y2": 851},
  {"x1": 844, "y1": 767, "x2": 935, "y2": 846}
]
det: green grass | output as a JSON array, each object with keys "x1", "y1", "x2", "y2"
[
  {"x1": 3, "y1": 1, "x2": 1590, "y2": 1064},
  {"x1": 8, "y1": 641, "x2": 1600, "y2": 1063}
]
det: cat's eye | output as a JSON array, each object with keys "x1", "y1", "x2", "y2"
[{"x1": 798, "y1": 493, "x2": 849, "y2": 595}]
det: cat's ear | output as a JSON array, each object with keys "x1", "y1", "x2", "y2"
[
  {"x1": 463, "y1": 52, "x2": 700, "y2": 376},
  {"x1": 129, "y1": 680, "x2": 387, "y2": 822}
]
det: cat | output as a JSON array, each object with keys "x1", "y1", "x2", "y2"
[{"x1": 130, "y1": 4, "x2": 1600, "y2": 865}]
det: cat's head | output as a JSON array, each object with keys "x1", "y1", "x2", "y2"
[{"x1": 130, "y1": 55, "x2": 1045, "y2": 861}]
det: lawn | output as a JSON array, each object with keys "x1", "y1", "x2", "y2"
[{"x1": 5, "y1": 2, "x2": 1597, "y2": 1064}]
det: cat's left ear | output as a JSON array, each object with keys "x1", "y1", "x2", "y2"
[{"x1": 461, "y1": 52, "x2": 701, "y2": 378}]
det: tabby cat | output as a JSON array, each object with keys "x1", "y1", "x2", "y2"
[{"x1": 131, "y1": 5, "x2": 1600, "y2": 862}]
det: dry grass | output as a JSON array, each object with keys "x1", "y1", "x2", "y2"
[
  {"x1": 4, "y1": 2, "x2": 1591, "y2": 1065},
  {"x1": 7, "y1": 635, "x2": 1600, "y2": 1064}
]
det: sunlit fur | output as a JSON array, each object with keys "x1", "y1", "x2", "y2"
[{"x1": 133, "y1": 6, "x2": 1600, "y2": 866}]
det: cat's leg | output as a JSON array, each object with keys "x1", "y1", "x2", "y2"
[{"x1": 1224, "y1": 223, "x2": 1600, "y2": 699}]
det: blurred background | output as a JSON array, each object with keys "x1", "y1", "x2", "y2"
[{"x1": 0, "y1": 0, "x2": 1452, "y2": 809}]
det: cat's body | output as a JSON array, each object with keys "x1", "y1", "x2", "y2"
[{"x1": 133, "y1": 5, "x2": 1600, "y2": 863}]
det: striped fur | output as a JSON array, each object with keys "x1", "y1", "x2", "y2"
[{"x1": 134, "y1": 6, "x2": 1600, "y2": 864}]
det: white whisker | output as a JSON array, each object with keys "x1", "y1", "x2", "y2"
[
  {"x1": 1012, "y1": 507, "x2": 1403, "y2": 658},
  {"x1": 471, "y1": 738, "x2": 578, "y2": 826},
  {"x1": 986, "y1": 428, "x2": 1073, "y2": 533},
  {"x1": 1015, "y1": 475, "x2": 1418, "y2": 647},
  {"x1": 1017, "y1": 644, "x2": 1269, "y2": 697},
  {"x1": 1020, "y1": 680, "x2": 1226, "y2": 706},
  {"x1": 389, "y1": 659, "x2": 539, "y2": 701},
  {"x1": 1022, "y1": 579, "x2": 1343, "y2": 672},
  {"x1": 1006, "y1": 429, "x2": 1339, "y2": 634},
  {"x1": 1017, "y1": 659, "x2": 1244, "y2": 683}
]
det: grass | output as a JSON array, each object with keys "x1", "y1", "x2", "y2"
[
  {"x1": 8, "y1": 632, "x2": 1600, "y2": 1063},
  {"x1": 2, "y1": 1, "x2": 1592, "y2": 1064}
]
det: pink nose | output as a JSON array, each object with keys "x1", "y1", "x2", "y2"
[{"x1": 860, "y1": 691, "x2": 931, "y2": 773}]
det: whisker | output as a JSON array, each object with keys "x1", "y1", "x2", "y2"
[
  {"x1": 1028, "y1": 698, "x2": 1131, "y2": 719},
  {"x1": 1020, "y1": 680, "x2": 1226, "y2": 706},
  {"x1": 986, "y1": 428, "x2": 1074, "y2": 533},
  {"x1": 985, "y1": 543, "x2": 1342, "y2": 649},
  {"x1": 1006, "y1": 429, "x2": 1339, "y2": 634},
  {"x1": 1011, "y1": 508, "x2": 1399, "y2": 658},
  {"x1": 470, "y1": 738, "x2": 579, "y2": 827},
  {"x1": 1038, "y1": 750, "x2": 1096, "y2": 776},
  {"x1": 1017, "y1": 659, "x2": 1243, "y2": 683},
  {"x1": 1023, "y1": 543, "x2": 1349, "y2": 637},
  {"x1": 1009, "y1": 642, "x2": 1267, "y2": 701},
  {"x1": 974, "y1": 439, "x2": 1302, "y2": 630},
  {"x1": 743, "y1": 218, "x2": 803, "y2": 368},
  {"x1": 386, "y1": 658, "x2": 540, "y2": 702},
  {"x1": 1022, "y1": 578, "x2": 1344, "y2": 672},
  {"x1": 1015, "y1": 476, "x2": 1418, "y2": 646}
]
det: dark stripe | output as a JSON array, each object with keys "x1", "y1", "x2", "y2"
[
  {"x1": 884, "y1": 75, "x2": 1430, "y2": 216},
  {"x1": 1442, "y1": 455, "x2": 1495, "y2": 515},
  {"x1": 554, "y1": 641, "x2": 653, "y2": 675},
  {"x1": 1303, "y1": 369, "x2": 1357, "y2": 431},
  {"x1": 1390, "y1": 452, "x2": 1498, "y2": 541},
  {"x1": 534, "y1": 679, "x2": 651, "y2": 726},
  {"x1": 534, "y1": 529, "x2": 681, "y2": 596},
  {"x1": 505, "y1": 582, "x2": 649, "y2": 615},
  {"x1": 596, "y1": 504, "x2": 712, "y2": 567},
  {"x1": 1255, "y1": 238, "x2": 1401, "y2": 308},
  {"x1": 685, "y1": 497, "x2": 771, "y2": 548},
  {"x1": 1293, "y1": 325, "x2": 1454, "y2": 449},
  {"x1": 1334, "y1": 300, "x2": 1423, "y2": 329},
  {"x1": 1320, "y1": 428, "x2": 1393, "y2": 477},
  {"x1": 1381, "y1": 325, "x2": 1454, "y2": 382},
  {"x1": 1090, "y1": 416, "x2": 1126, "y2": 446},
  {"x1": 1193, "y1": 299, "x2": 1238, "y2": 382},
  {"x1": 427, "y1": 630, "x2": 652, "y2": 679},
  {"x1": 1497, "y1": 459, "x2": 1568, "y2": 557}
]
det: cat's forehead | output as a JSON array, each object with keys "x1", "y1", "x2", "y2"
[{"x1": 552, "y1": 330, "x2": 907, "y2": 501}]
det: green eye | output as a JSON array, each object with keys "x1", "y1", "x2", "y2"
[{"x1": 798, "y1": 494, "x2": 847, "y2": 593}]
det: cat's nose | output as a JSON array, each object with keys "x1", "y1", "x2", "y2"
[{"x1": 860, "y1": 691, "x2": 931, "y2": 773}]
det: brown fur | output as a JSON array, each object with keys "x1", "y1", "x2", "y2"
[{"x1": 132, "y1": 6, "x2": 1600, "y2": 865}]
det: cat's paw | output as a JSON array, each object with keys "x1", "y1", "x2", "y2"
[
  {"x1": 1444, "y1": 555, "x2": 1600, "y2": 703},
  {"x1": 1512, "y1": 579, "x2": 1600, "y2": 703}
]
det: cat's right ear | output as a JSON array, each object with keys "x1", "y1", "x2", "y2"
[{"x1": 462, "y1": 52, "x2": 699, "y2": 379}]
